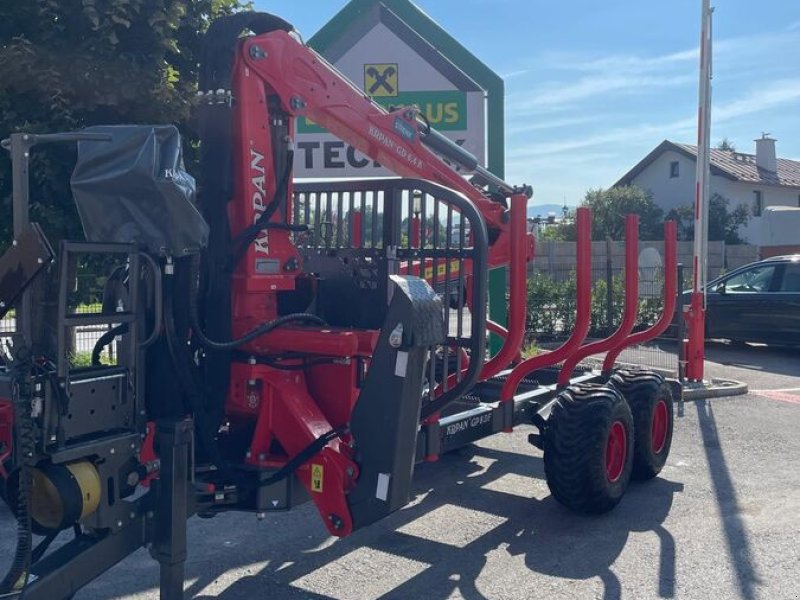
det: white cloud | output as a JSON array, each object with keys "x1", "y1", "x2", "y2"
[
  {"x1": 714, "y1": 79, "x2": 800, "y2": 122},
  {"x1": 504, "y1": 28, "x2": 800, "y2": 116},
  {"x1": 507, "y1": 74, "x2": 695, "y2": 115},
  {"x1": 505, "y1": 78, "x2": 800, "y2": 162}
]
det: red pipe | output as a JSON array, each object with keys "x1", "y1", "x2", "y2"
[
  {"x1": 486, "y1": 319, "x2": 508, "y2": 341},
  {"x1": 603, "y1": 220, "x2": 678, "y2": 373},
  {"x1": 479, "y1": 193, "x2": 530, "y2": 380},
  {"x1": 499, "y1": 207, "x2": 592, "y2": 401},
  {"x1": 352, "y1": 210, "x2": 363, "y2": 248},
  {"x1": 557, "y1": 214, "x2": 640, "y2": 387}
]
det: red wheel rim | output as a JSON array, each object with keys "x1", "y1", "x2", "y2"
[
  {"x1": 651, "y1": 399, "x2": 669, "y2": 454},
  {"x1": 605, "y1": 421, "x2": 627, "y2": 483}
]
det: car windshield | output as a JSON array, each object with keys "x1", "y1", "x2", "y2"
[{"x1": 723, "y1": 265, "x2": 776, "y2": 293}]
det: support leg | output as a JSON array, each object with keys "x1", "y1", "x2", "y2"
[{"x1": 150, "y1": 419, "x2": 193, "y2": 600}]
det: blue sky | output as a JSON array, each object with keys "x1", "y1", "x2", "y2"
[{"x1": 255, "y1": 1, "x2": 800, "y2": 207}]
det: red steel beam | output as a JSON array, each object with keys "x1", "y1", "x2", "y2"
[
  {"x1": 557, "y1": 214, "x2": 640, "y2": 387},
  {"x1": 499, "y1": 207, "x2": 592, "y2": 401},
  {"x1": 479, "y1": 193, "x2": 530, "y2": 380},
  {"x1": 602, "y1": 220, "x2": 678, "y2": 373}
]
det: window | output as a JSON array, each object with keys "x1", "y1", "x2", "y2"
[
  {"x1": 752, "y1": 190, "x2": 763, "y2": 217},
  {"x1": 723, "y1": 265, "x2": 776, "y2": 293},
  {"x1": 779, "y1": 264, "x2": 800, "y2": 292},
  {"x1": 669, "y1": 161, "x2": 679, "y2": 178}
]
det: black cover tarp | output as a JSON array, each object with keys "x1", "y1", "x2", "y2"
[{"x1": 71, "y1": 125, "x2": 209, "y2": 255}]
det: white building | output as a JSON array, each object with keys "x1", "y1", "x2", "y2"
[{"x1": 615, "y1": 135, "x2": 800, "y2": 246}]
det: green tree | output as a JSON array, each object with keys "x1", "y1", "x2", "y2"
[
  {"x1": 716, "y1": 138, "x2": 736, "y2": 152},
  {"x1": 547, "y1": 186, "x2": 664, "y2": 241},
  {"x1": 668, "y1": 193, "x2": 750, "y2": 244},
  {"x1": 583, "y1": 186, "x2": 664, "y2": 240},
  {"x1": 0, "y1": 0, "x2": 248, "y2": 252}
]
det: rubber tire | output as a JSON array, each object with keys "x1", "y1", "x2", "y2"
[
  {"x1": 543, "y1": 383, "x2": 634, "y2": 514},
  {"x1": 609, "y1": 369, "x2": 674, "y2": 481}
]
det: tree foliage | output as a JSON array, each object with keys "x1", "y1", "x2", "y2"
[
  {"x1": 716, "y1": 138, "x2": 736, "y2": 152},
  {"x1": 544, "y1": 186, "x2": 665, "y2": 241},
  {"x1": 582, "y1": 186, "x2": 664, "y2": 240},
  {"x1": 0, "y1": 0, "x2": 247, "y2": 251},
  {"x1": 668, "y1": 193, "x2": 751, "y2": 244}
]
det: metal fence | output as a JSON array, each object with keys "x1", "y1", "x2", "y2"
[
  {"x1": 0, "y1": 313, "x2": 118, "y2": 366},
  {"x1": 525, "y1": 263, "x2": 684, "y2": 376}
]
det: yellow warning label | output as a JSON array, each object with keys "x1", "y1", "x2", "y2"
[
  {"x1": 311, "y1": 463, "x2": 324, "y2": 493},
  {"x1": 424, "y1": 260, "x2": 460, "y2": 280},
  {"x1": 364, "y1": 63, "x2": 398, "y2": 97}
]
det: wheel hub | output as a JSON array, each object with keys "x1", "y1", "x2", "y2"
[
  {"x1": 651, "y1": 399, "x2": 669, "y2": 454},
  {"x1": 605, "y1": 421, "x2": 627, "y2": 483}
]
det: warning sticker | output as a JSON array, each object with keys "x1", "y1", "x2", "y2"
[
  {"x1": 311, "y1": 463, "x2": 324, "y2": 493},
  {"x1": 365, "y1": 63, "x2": 398, "y2": 97}
]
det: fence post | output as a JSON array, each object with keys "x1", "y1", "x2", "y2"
[
  {"x1": 676, "y1": 263, "x2": 686, "y2": 381},
  {"x1": 605, "y1": 236, "x2": 614, "y2": 336}
]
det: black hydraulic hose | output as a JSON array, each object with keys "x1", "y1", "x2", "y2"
[
  {"x1": 244, "y1": 425, "x2": 347, "y2": 493},
  {"x1": 163, "y1": 269, "x2": 225, "y2": 471},
  {"x1": 91, "y1": 324, "x2": 128, "y2": 366},
  {"x1": 0, "y1": 378, "x2": 34, "y2": 596},
  {"x1": 191, "y1": 311, "x2": 326, "y2": 351},
  {"x1": 226, "y1": 150, "x2": 296, "y2": 273},
  {"x1": 188, "y1": 255, "x2": 326, "y2": 351}
]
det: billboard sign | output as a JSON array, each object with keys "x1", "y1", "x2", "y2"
[{"x1": 296, "y1": 3, "x2": 486, "y2": 178}]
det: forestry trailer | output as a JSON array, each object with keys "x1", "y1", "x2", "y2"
[{"x1": 0, "y1": 12, "x2": 678, "y2": 599}]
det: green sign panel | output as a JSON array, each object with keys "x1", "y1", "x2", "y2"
[{"x1": 298, "y1": 90, "x2": 468, "y2": 133}]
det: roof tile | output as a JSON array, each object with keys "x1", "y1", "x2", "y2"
[{"x1": 675, "y1": 143, "x2": 800, "y2": 188}]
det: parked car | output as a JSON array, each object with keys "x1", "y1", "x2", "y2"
[{"x1": 692, "y1": 255, "x2": 800, "y2": 345}]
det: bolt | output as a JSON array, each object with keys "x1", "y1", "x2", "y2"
[
  {"x1": 12, "y1": 240, "x2": 17, "y2": 246},
  {"x1": 258, "y1": 454, "x2": 266, "y2": 461},
  {"x1": 0, "y1": 302, "x2": 4, "y2": 309},
  {"x1": 290, "y1": 96, "x2": 306, "y2": 110},
  {"x1": 130, "y1": 511, "x2": 136, "y2": 519},
  {"x1": 328, "y1": 514, "x2": 344, "y2": 530},
  {"x1": 37, "y1": 258, "x2": 43, "y2": 264},
  {"x1": 346, "y1": 467, "x2": 355, "y2": 477},
  {"x1": 130, "y1": 442, "x2": 135, "y2": 449},
  {"x1": 116, "y1": 520, "x2": 123, "y2": 528},
  {"x1": 109, "y1": 447, "x2": 116, "y2": 455},
  {"x1": 245, "y1": 451, "x2": 252, "y2": 458},
  {"x1": 249, "y1": 44, "x2": 267, "y2": 59},
  {"x1": 256, "y1": 512, "x2": 267, "y2": 521}
]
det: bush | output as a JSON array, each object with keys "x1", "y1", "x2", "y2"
[{"x1": 527, "y1": 269, "x2": 667, "y2": 343}]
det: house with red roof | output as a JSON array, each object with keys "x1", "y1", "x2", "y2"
[{"x1": 615, "y1": 134, "x2": 800, "y2": 248}]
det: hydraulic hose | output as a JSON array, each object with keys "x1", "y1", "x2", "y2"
[
  {"x1": 91, "y1": 324, "x2": 128, "y2": 366},
  {"x1": 0, "y1": 377, "x2": 34, "y2": 597},
  {"x1": 163, "y1": 267, "x2": 225, "y2": 471},
  {"x1": 188, "y1": 255, "x2": 325, "y2": 351}
]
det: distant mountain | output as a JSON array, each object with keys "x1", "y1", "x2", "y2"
[{"x1": 527, "y1": 203, "x2": 571, "y2": 219}]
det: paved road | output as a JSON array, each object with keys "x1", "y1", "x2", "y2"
[{"x1": 2, "y1": 342, "x2": 799, "y2": 600}]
